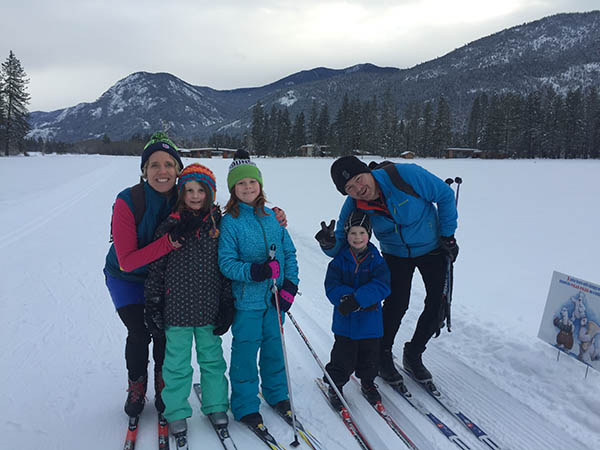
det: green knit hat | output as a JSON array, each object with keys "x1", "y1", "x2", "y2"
[
  {"x1": 227, "y1": 149, "x2": 263, "y2": 191},
  {"x1": 141, "y1": 131, "x2": 182, "y2": 170}
]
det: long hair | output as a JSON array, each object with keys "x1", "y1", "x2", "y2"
[
  {"x1": 174, "y1": 180, "x2": 212, "y2": 214},
  {"x1": 224, "y1": 186, "x2": 269, "y2": 218}
]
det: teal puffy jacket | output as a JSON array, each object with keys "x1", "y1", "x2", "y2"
[{"x1": 218, "y1": 202, "x2": 299, "y2": 311}]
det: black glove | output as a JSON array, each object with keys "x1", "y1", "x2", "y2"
[
  {"x1": 315, "y1": 220, "x2": 336, "y2": 250},
  {"x1": 144, "y1": 296, "x2": 165, "y2": 334},
  {"x1": 169, "y1": 211, "x2": 204, "y2": 244},
  {"x1": 362, "y1": 303, "x2": 379, "y2": 312},
  {"x1": 271, "y1": 279, "x2": 298, "y2": 313},
  {"x1": 213, "y1": 301, "x2": 235, "y2": 336},
  {"x1": 440, "y1": 235, "x2": 459, "y2": 263},
  {"x1": 250, "y1": 260, "x2": 280, "y2": 282},
  {"x1": 337, "y1": 294, "x2": 361, "y2": 316}
]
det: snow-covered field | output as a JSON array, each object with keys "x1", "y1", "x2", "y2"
[{"x1": 1, "y1": 154, "x2": 599, "y2": 450}]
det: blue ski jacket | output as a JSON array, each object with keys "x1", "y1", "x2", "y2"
[
  {"x1": 325, "y1": 243, "x2": 391, "y2": 339},
  {"x1": 218, "y1": 202, "x2": 299, "y2": 311},
  {"x1": 324, "y1": 163, "x2": 457, "y2": 259}
]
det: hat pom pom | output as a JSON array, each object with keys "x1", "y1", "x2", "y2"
[
  {"x1": 150, "y1": 131, "x2": 170, "y2": 142},
  {"x1": 233, "y1": 149, "x2": 250, "y2": 160}
]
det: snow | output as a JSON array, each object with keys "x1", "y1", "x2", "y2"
[
  {"x1": 1, "y1": 155, "x2": 599, "y2": 450},
  {"x1": 278, "y1": 90, "x2": 298, "y2": 107}
]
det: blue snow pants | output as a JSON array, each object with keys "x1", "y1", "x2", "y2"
[{"x1": 229, "y1": 306, "x2": 289, "y2": 420}]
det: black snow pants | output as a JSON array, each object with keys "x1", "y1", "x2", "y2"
[
  {"x1": 117, "y1": 304, "x2": 165, "y2": 380},
  {"x1": 325, "y1": 334, "x2": 380, "y2": 388},
  {"x1": 381, "y1": 248, "x2": 447, "y2": 356}
]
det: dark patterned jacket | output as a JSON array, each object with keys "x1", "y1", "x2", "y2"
[{"x1": 144, "y1": 206, "x2": 234, "y2": 328}]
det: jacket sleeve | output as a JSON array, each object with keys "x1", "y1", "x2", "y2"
[
  {"x1": 143, "y1": 218, "x2": 175, "y2": 300},
  {"x1": 354, "y1": 256, "x2": 391, "y2": 308},
  {"x1": 218, "y1": 217, "x2": 254, "y2": 282},
  {"x1": 281, "y1": 227, "x2": 299, "y2": 286},
  {"x1": 112, "y1": 197, "x2": 175, "y2": 272},
  {"x1": 220, "y1": 273, "x2": 235, "y2": 309},
  {"x1": 324, "y1": 258, "x2": 354, "y2": 306},
  {"x1": 397, "y1": 163, "x2": 458, "y2": 237},
  {"x1": 322, "y1": 196, "x2": 355, "y2": 258}
]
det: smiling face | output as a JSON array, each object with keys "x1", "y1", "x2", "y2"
[
  {"x1": 183, "y1": 180, "x2": 207, "y2": 211},
  {"x1": 344, "y1": 172, "x2": 378, "y2": 201},
  {"x1": 234, "y1": 177, "x2": 261, "y2": 205},
  {"x1": 145, "y1": 151, "x2": 178, "y2": 193},
  {"x1": 347, "y1": 225, "x2": 369, "y2": 251}
]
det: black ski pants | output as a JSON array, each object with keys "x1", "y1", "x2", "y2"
[
  {"x1": 117, "y1": 304, "x2": 166, "y2": 380},
  {"x1": 381, "y1": 249, "x2": 447, "y2": 355},
  {"x1": 325, "y1": 334, "x2": 380, "y2": 388}
]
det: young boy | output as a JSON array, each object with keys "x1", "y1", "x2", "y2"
[{"x1": 323, "y1": 210, "x2": 391, "y2": 409}]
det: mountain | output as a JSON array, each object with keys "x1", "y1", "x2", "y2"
[{"x1": 28, "y1": 11, "x2": 600, "y2": 143}]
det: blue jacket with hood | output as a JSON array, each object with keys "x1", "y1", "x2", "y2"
[
  {"x1": 218, "y1": 202, "x2": 299, "y2": 311},
  {"x1": 325, "y1": 242, "x2": 391, "y2": 339},
  {"x1": 324, "y1": 163, "x2": 458, "y2": 259}
]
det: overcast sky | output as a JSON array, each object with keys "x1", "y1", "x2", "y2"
[{"x1": 2, "y1": 0, "x2": 598, "y2": 112}]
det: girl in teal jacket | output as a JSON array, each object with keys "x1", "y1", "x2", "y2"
[{"x1": 218, "y1": 151, "x2": 299, "y2": 428}]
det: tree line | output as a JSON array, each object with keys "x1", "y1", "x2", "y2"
[
  {"x1": 7, "y1": 49, "x2": 599, "y2": 160},
  {"x1": 0, "y1": 51, "x2": 30, "y2": 156},
  {"x1": 245, "y1": 87, "x2": 600, "y2": 159}
]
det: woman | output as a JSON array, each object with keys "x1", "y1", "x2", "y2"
[{"x1": 104, "y1": 131, "x2": 190, "y2": 418}]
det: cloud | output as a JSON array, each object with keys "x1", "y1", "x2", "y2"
[{"x1": 1, "y1": 0, "x2": 598, "y2": 111}]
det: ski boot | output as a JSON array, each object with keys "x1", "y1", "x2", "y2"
[
  {"x1": 124, "y1": 374, "x2": 147, "y2": 417},
  {"x1": 327, "y1": 383, "x2": 344, "y2": 411},
  {"x1": 240, "y1": 412, "x2": 264, "y2": 429},
  {"x1": 208, "y1": 411, "x2": 229, "y2": 428},
  {"x1": 170, "y1": 418, "x2": 188, "y2": 449},
  {"x1": 378, "y1": 348, "x2": 404, "y2": 385},
  {"x1": 154, "y1": 369, "x2": 165, "y2": 413},
  {"x1": 360, "y1": 380, "x2": 381, "y2": 405},
  {"x1": 403, "y1": 343, "x2": 433, "y2": 382}
]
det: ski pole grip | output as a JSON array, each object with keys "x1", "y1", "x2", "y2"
[{"x1": 269, "y1": 243, "x2": 276, "y2": 261}]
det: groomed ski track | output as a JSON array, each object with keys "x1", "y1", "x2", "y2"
[{"x1": 1, "y1": 155, "x2": 599, "y2": 450}]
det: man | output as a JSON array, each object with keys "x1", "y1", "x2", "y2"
[{"x1": 316, "y1": 156, "x2": 458, "y2": 385}]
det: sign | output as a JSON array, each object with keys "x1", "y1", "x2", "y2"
[{"x1": 538, "y1": 271, "x2": 600, "y2": 371}]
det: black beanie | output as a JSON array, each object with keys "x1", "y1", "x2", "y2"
[
  {"x1": 344, "y1": 210, "x2": 372, "y2": 237},
  {"x1": 140, "y1": 131, "x2": 183, "y2": 170},
  {"x1": 330, "y1": 156, "x2": 370, "y2": 195}
]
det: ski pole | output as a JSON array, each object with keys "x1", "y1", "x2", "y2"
[
  {"x1": 268, "y1": 244, "x2": 300, "y2": 447},
  {"x1": 454, "y1": 177, "x2": 462, "y2": 207},
  {"x1": 286, "y1": 311, "x2": 359, "y2": 420},
  {"x1": 442, "y1": 177, "x2": 461, "y2": 333}
]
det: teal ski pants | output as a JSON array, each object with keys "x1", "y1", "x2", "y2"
[
  {"x1": 162, "y1": 325, "x2": 229, "y2": 422},
  {"x1": 229, "y1": 307, "x2": 289, "y2": 420}
]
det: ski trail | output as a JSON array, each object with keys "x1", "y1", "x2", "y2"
[
  {"x1": 425, "y1": 352, "x2": 590, "y2": 450},
  {"x1": 0, "y1": 159, "x2": 121, "y2": 249}
]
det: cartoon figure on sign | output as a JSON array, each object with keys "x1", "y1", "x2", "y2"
[
  {"x1": 577, "y1": 316, "x2": 600, "y2": 363},
  {"x1": 553, "y1": 307, "x2": 574, "y2": 350},
  {"x1": 571, "y1": 292, "x2": 587, "y2": 321}
]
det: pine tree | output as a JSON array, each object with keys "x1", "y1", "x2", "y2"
[
  {"x1": 419, "y1": 102, "x2": 434, "y2": 156},
  {"x1": 1, "y1": 51, "x2": 30, "y2": 156},
  {"x1": 316, "y1": 103, "x2": 330, "y2": 147},
  {"x1": 334, "y1": 94, "x2": 352, "y2": 155},
  {"x1": 360, "y1": 96, "x2": 378, "y2": 155},
  {"x1": 308, "y1": 101, "x2": 318, "y2": 144},
  {"x1": 292, "y1": 111, "x2": 306, "y2": 151},
  {"x1": 250, "y1": 102, "x2": 266, "y2": 155},
  {"x1": 466, "y1": 96, "x2": 482, "y2": 148},
  {"x1": 564, "y1": 88, "x2": 585, "y2": 158},
  {"x1": 432, "y1": 96, "x2": 451, "y2": 157},
  {"x1": 0, "y1": 75, "x2": 5, "y2": 150},
  {"x1": 585, "y1": 88, "x2": 600, "y2": 159}
]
